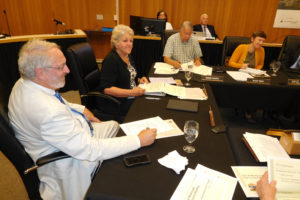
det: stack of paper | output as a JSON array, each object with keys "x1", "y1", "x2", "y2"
[
  {"x1": 154, "y1": 62, "x2": 179, "y2": 75},
  {"x1": 239, "y1": 68, "x2": 267, "y2": 76},
  {"x1": 226, "y1": 71, "x2": 253, "y2": 81},
  {"x1": 139, "y1": 82, "x2": 166, "y2": 96},
  {"x1": 171, "y1": 163, "x2": 237, "y2": 200},
  {"x1": 149, "y1": 77, "x2": 176, "y2": 84},
  {"x1": 158, "y1": 150, "x2": 188, "y2": 174},
  {"x1": 243, "y1": 132, "x2": 290, "y2": 162},
  {"x1": 120, "y1": 116, "x2": 183, "y2": 139}
]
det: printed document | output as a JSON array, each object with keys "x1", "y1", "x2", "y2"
[
  {"x1": 268, "y1": 157, "x2": 300, "y2": 193},
  {"x1": 171, "y1": 163, "x2": 237, "y2": 200},
  {"x1": 120, "y1": 116, "x2": 183, "y2": 139},
  {"x1": 243, "y1": 132, "x2": 290, "y2": 162},
  {"x1": 178, "y1": 88, "x2": 207, "y2": 100},
  {"x1": 226, "y1": 71, "x2": 253, "y2": 81},
  {"x1": 232, "y1": 166, "x2": 267, "y2": 198},
  {"x1": 181, "y1": 61, "x2": 213, "y2": 76},
  {"x1": 154, "y1": 62, "x2": 179, "y2": 75}
]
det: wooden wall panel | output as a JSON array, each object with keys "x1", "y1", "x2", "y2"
[
  {"x1": 1, "y1": 0, "x2": 300, "y2": 59},
  {"x1": 119, "y1": 0, "x2": 300, "y2": 43},
  {"x1": 0, "y1": 0, "x2": 117, "y2": 35}
]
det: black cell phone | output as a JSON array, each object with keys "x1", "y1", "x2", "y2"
[{"x1": 123, "y1": 154, "x2": 151, "y2": 167}]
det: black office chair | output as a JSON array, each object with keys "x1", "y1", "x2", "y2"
[
  {"x1": 0, "y1": 83, "x2": 69, "y2": 200},
  {"x1": 221, "y1": 36, "x2": 251, "y2": 66},
  {"x1": 66, "y1": 42, "x2": 122, "y2": 122},
  {"x1": 162, "y1": 30, "x2": 178, "y2": 50},
  {"x1": 278, "y1": 35, "x2": 300, "y2": 70}
]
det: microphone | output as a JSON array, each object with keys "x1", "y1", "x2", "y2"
[
  {"x1": 53, "y1": 19, "x2": 66, "y2": 26},
  {"x1": 3, "y1": 9, "x2": 11, "y2": 36}
]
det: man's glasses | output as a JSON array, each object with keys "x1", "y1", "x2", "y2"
[{"x1": 46, "y1": 63, "x2": 66, "y2": 71}]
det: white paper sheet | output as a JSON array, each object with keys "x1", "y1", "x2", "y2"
[
  {"x1": 268, "y1": 157, "x2": 300, "y2": 193},
  {"x1": 232, "y1": 166, "x2": 267, "y2": 198},
  {"x1": 178, "y1": 88, "x2": 208, "y2": 100},
  {"x1": 149, "y1": 77, "x2": 176, "y2": 84},
  {"x1": 226, "y1": 71, "x2": 253, "y2": 81},
  {"x1": 120, "y1": 117, "x2": 183, "y2": 139},
  {"x1": 171, "y1": 164, "x2": 237, "y2": 200}
]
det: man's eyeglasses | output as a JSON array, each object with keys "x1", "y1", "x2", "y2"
[{"x1": 46, "y1": 63, "x2": 66, "y2": 71}]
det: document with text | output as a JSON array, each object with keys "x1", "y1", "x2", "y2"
[
  {"x1": 181, "y1": 61, "x2": 213, "y2": 76},
  {"x1": 226, "y1": 71, "x2": 253, "y2": 81},
  {"x1": 232, "y1": 166, "x2": 267, "y2": 198},
  {"x1": 268, "y1": 157, "x2": 300, "y2": 194},
  {"x1": 171, "y1": 163, "x2": 237, "y2": 200},
  {"x1": 120, "y1": 116, "x2": 183, "y2": 139},
  {"x1": 243, "y1": 132, "x2": 290, "y2": 162}
]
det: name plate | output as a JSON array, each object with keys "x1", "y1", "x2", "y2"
[
  {"x1": 246, "y1": 78, "x2": 271, "y2": 85},
  {"x1": 288, "y1": 79, "x2": 300, "y2": 86},
  {"x1": 201, "y1": 75, "x2": 224, "y2": 82}
]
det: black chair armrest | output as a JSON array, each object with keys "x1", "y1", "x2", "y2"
[
  {"x1": 81, "y1": 91, "x2": 121, "y2": 106},
  {"x1": 24, "y1": 151, "x2": 69, "y2": 174}
]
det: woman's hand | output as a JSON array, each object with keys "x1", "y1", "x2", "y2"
[
  {"x1": 131, "y1": 86, "x2": 145, "y2": 96},
  {"x1": 241, "y1": 63, "x2": 249, "y2": 69},
  {"x1": 138, "y1": 77, "x2": 149, "y2": 84}
]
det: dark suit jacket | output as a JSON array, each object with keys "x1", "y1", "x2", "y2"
[{"x1": 193, "y1": 24, "x2": 218, "y2": 39}]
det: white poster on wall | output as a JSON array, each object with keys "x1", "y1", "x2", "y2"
[{"x1": 273, "y1": 0, "x2": 300, "y2": 29}]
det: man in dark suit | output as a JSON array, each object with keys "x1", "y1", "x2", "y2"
[{"x1": 193, "y1": 13, "x2": 219, "y2": 40}]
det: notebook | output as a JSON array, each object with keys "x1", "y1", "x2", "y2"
[{"x1": 166, "y1": 99, "x2": 198, "y2": 113}]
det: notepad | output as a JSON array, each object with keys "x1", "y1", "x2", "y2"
[{"x1": 166, "y1": 99, "x2": 198, "y2": 113}]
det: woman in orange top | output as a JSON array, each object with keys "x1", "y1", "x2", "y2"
[{"x1": 229, "y1": 31, "x2": 267, "y2": 69}]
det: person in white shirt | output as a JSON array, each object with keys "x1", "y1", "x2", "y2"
[
  {"x1": 8, "y1": 39, "x2": 157, "y2": 200},
  {"x1": 157, "y1": 10, "x2": 173, "y2": 30}
]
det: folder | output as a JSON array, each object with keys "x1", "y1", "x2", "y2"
[{"x1": 166, "y1": 99, "x2": 198, "y2": 113}]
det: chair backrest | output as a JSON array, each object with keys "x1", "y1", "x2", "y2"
[
  {"x1": 221, "y1": 36, "x2": 251, "y2": 66},
  {"x1": 0, "y1": 83, "x2": 41, "y2": 200},
  {"x1": 162, "y1": 30, "x2": 179, "y2": 50},
  {"x1": 66, "y1": 42, "x2": 101, "y2": 95},
  {"x1": 278, "y1": 35, "x2": 300, "y2": 69}
]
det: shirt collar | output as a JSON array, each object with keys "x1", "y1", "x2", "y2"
[{"x1": 22, "y1": 78, "x2": 56, "y2": 96}]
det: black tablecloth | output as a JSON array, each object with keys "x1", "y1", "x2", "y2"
[{"x1": 86, "y1": 84, "x2": 245, "y2": 200}]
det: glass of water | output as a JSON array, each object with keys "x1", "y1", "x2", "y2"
[
  {"x1": 270, "y1": 61, "x2": 281, "y2": 76},
  {"x1": 184, "y1": 65, "x2": 193, "y2": 86},
  {"x1": 183, "y1": 120, "x2": 199, "y2": 153}
]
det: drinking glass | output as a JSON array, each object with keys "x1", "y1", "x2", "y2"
[
  {"x1": 184, "y1": 65, "x2": 193, "y2": 86},
  {"x1": 270, "y1": 61, "x2": 281, "y2": 76},
  {"x1": 183, "y1": 120, "x2": 199, "y2": 153}
]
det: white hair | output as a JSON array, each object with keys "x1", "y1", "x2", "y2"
[
  {"x1": 18, "y1": 39, "x2": 59, "y2": 79},
  {"x1": 180, "y1": 21, "x2": 193, "y2": 30},
  {"x1": 111, "y1": 24, "x2": 134, "y2": 48}
]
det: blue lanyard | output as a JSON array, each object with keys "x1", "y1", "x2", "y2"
[{"x1": 55, "y1": 92, "x2": 94, "y2": 136}]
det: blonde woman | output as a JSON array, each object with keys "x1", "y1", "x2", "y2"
[{"x1": 100, "y1": 24, "x2": 148, "y2": 115}]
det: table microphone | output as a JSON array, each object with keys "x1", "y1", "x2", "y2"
[
  {"x1": 53, "y1": 18, "x2": 66, "y2": 26},
  {"x1": 209, "y1": 105, "x2": 215, "y2": 127},
  {"x1": 3, "y1": 9, "x2": 11, "y2": 36}
]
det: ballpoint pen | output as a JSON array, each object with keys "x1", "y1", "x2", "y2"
[{"x1": 145, "y1": 97, "x2": 161, "y2": 100}]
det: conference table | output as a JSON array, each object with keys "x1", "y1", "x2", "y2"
[{"x1": 85, "y1": 70, "x2": 246, "y2": 199}]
